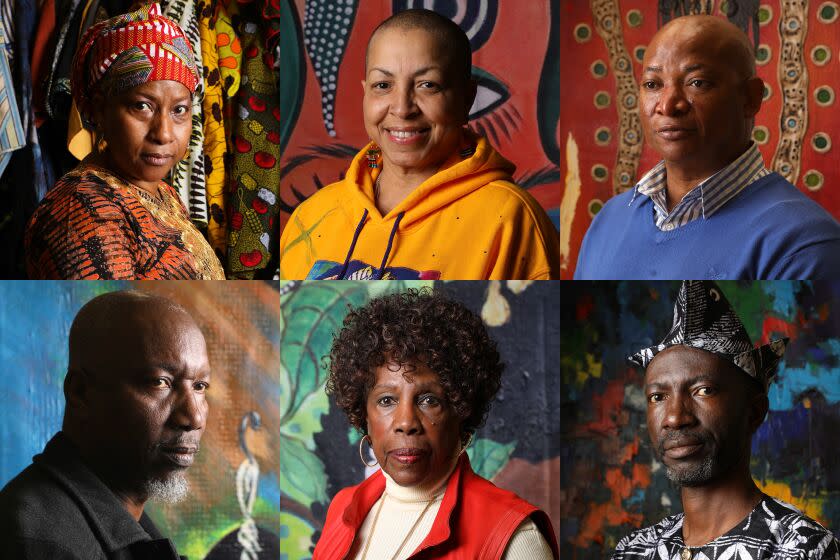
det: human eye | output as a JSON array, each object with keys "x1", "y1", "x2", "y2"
[
  {"x1": 418, "y1": 394, "x2": 442, "y2": 407},
  {"x1": 647, "y1": 392, "x2": 665, "y2": 404},
  {"x1": 641, "y1": 80, "x2": 659, "y2": 90},
  {"x1": 418, "y1": 81, "x2": 439, "y2": 90},
  {"x1": 151, "y1": 377, "x2": 172, "y2": 389},
  {"x1": 173, "y1": 104, "x2": 191, "y2": 116},
  {"x1": 371, "y1": 81, "x2": 390, "y2": 90},
  {"x1": 132, "y1": 101, "x2": 153, "y2": 111},
  {"x1": 377, "y1": 395, "x2": 396, "y2": 407},
  {"x1": 695, "y1": 386, "x2": 716, "y2": 397},
  {"x1": 193, "y1": 380, "x2": 210, "y2": 392},
  {"x1": 688, "y1": 78, "x2": 710, "y2": 89}
]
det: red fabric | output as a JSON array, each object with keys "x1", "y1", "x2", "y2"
[
  {"x1": 313, "y1": 454, "x2": 559, "y2": 560},
  {"x1": 31, "y1": 0, "x2": 57, "y2": 127},
  {"x1": 71, "y1": 3, "x2": 199, "y2": 122}
]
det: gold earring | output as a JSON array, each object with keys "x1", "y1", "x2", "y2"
[
  {"x1": 359, "y1": 435, "x2": 379, "y2": 467},
  {"x1": 460, "y1": 433, "x2": 474, "y2": 455},
  {"x1": 95, "y1": 128, "x2": 108, "y2": 154}
]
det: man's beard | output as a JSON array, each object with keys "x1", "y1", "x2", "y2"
[
  {"x1": 143, "y1": 472, "x2": 190, "y2": 503},
  {"x1": 657, "y1": 430, "x2": 718, "y2": 487}
]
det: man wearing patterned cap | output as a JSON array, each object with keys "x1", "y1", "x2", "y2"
[{"x1": 612, "y1": 281, "x2": 839, "y2": 560}]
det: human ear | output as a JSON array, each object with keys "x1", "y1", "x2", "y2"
[
  {"x1": 743, "y1": 76, "x2": 764, "y2": 118},
  {"x1": 463, "y1": 78, "x2": 477, "y2": 122},
  {"x1": 64, "y1": 368, "x2": 90, "y2": 417},
  {"x1": 361, "y1": 79, "x2": 366, "y2": 92},
  {"x1": 747, "y1": 391, "x2": 769, "y2": 434}
]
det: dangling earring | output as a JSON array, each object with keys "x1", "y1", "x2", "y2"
[
  {"x1": 359, "y1": 434, "x2": 379, "y2": 467},
  {"x1": 366, "y1": 145, "x2": 380, "y2": 169},
  {"x1": 95, "y1": 127, "x2": 108, "y2": 154},
  {"x1": 459, "y1": 432, "x2": 474, "y2": 456}
]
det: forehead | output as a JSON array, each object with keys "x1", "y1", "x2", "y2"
[
  {"x1": 645, "y1": 345, "x2": 732, "y2": 385},
  {"x1": 643, "y1": 24, "x2": 733, "y2": 74},
  {"x1": 120, "y1": 79, "x2": 192, "y2": 99},
  {"x1": 372, "y1": 361, "x2": 441, "y2": 388},
  {"x1": 367, "y1": 26, "x2": 452, "y2": 72}
]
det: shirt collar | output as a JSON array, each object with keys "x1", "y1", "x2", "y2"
[{"x1": 629, "y1": 143, "x2": 768, "y2": 228}]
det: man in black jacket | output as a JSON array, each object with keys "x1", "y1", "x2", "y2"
[{"x1": 0, "y1": 290, "x2": 211, "y2": 559}]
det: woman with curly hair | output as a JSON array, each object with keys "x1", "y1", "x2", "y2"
[{"x1": 315, "y1": 289, "x2": 558, "y2": 560}]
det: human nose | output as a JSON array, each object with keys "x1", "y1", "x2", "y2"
[
  {"x1": 390, "y1": 84, "x2": 419, "y2": 119},
  {"x1": 149, "y1": 111, "x2": 176, "y2": 144},
  {"x1": 171, "y1": 387, "x2": 207, "y2": 431},
  {"x1": 661, "y1": 393, "x2": 697, "y2": 430},
  {"x1": 393, "y1": 399, "x2": 422, "y2": 435},
  {"x1": 657, "y1": 84, "x2": 689, "y2": 116}
]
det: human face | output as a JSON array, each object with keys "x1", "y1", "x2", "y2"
[
  {"x1": 365, "y1": 362, "x2": 463, "y2": 489},
  {"x1": 83, "y1": 309, "x2": 210, "y2": 492},
  {"x1": 95, "y1": 80, "x2": 192, "y2": 192},
  {"x1": 639, "y1": 24, "x2": 762, "y2": 177},
  {"x1": 645, "y1": 345, "x2": 760, "y2": 487},
  {"x1": 363, "y1": 27, "x2": 474, "y2": 178}
]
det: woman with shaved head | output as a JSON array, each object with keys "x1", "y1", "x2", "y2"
[{"x1": 279, "y1": 9, "x2": 559, "y2": 280}]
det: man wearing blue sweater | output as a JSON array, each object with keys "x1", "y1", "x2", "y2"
[{"x1": 575, "y1": 15, "x2": 840, "y2": 279}]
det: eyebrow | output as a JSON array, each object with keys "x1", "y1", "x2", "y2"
[
  {"x1": 127, "y1": 91, "x2": 191, "y2": 104},
  {"x1": 645, "y1": 375, "x2": 717, "y2": 392},
  {"x1": 643, "y1": 63, "x2": 709, "y2": 74},
  {"x1": 368, "y1": 66, "x2": 442, "y2": 78},
  {"x1": 370, "y1": 381, "x2": 443, "y2": 392}
]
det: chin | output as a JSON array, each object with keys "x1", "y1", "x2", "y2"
[{"x1": 144, "y1": 471, "x2": 189, "y2": 503}]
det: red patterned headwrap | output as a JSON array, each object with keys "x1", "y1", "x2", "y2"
[{"x1": 71, "y1": 3, "x2": 199, "y2": 126}]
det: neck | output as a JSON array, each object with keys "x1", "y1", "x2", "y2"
[
  {"x1": 680, "y1": 467, "x2": 762, "y2": 547},
  {"x1": 375, "y1": 163, "x2": 439, "y2": 215},
  {"x1": 662, "y1": 142, "x2": 751, "y2": 212},
  {"x1": 65, "y1": 430, "x2": 148, "y2": 521},
  {"x1": 382, "y1": 453, "x2": 460, "y2": 502},
  {"x1": 85, "y1": 152, "x2": 161, "y2": 196}
]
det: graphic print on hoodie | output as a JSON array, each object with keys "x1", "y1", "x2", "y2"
[{"x1": 278, "y1": 136, "x2": 560, "y2": 280}]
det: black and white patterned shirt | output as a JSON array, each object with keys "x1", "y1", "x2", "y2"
[
  {"x1": 630, "y1": 142, "x2": 770, "y2": 232},
  {"x1": 611, "y1": 495, "x2": 840, "y2": 559}
]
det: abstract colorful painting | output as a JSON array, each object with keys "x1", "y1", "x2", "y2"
[
  {"x1": 560, "y1": 1, "x2": 840, "y2": 277},
  {"x1": 280, "y1": 280, "x2": 560, "y2": 558},
  {"x1": 561, "y1": 281, "x2": 840, "y2": 558},
  {"x1": 0, "y1": 281, "x2": 280, "y2": 559},
  {"x1": 279, "y1": 0, "x2": 560, "y2": 232}
]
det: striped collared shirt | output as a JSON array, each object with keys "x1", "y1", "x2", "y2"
[{"x1": 630, "y1": 143, "x2": 771, "y2": 231}]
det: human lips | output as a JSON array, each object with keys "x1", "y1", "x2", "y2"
[
  {"x1": 158, "y1": 440, "x2": 200, "y2": 468},
  {"x1": 655, "y1": 125, "x2": 697, "y2": 140},
  {"x1": 383, "y1": 127, "x2": 430, "y2": 145},
  {"x1": 140, "y1": 152, "x2": 175, "y2": 166},
  {"x1": 388, "y1": 447, "x2": 429, "y2": 465},
  {"x1": 659, "y1": 433, "x2": 706, "y2": 460}
]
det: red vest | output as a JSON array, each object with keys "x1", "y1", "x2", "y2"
[{"x1": 313, "y1": 455, "x2": 559, "y2": 560}]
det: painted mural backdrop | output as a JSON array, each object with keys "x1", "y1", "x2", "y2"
[
  {"x1": 279, "y1": 280, "x2": 560, "y2": 558},
  {"x1": 0, "y1": 281, "x2": 281, "y2": 560},
  {"x1": 279, "y1": 0, "x2": 561, "y2": 236},
  {"x1": 560, "y1": 1, "x2": 840, "y2": 278},
  {"x1": 560, "y1": 281, "x2": 840, "y2": 558}
]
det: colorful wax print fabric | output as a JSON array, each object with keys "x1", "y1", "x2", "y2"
[
  {"x1": 224, "y1": 1, "x2": 280, "y2": 278},
  {"x1": 611, "y1": 496, "x2": 840, "y2": 560},
  {"x1": 25, "y1": 163, "x2": 225, "y2": 279}
]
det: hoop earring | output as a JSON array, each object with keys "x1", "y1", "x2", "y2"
[
  {"x1": 359, "y1": 435, "x2": 378, "y2": 467},
  {"x1": 460, "y1": 433, "x2": 474, "y2": 455}
]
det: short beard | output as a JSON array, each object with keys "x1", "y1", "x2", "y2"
[
  {"x1": 665, "y1": 454, "x2": 714, "y2": 487},
  {"x1": 144, "y1": 472, "x2": 189, "y2": 504}
]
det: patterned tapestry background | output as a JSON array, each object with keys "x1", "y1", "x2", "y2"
[
  {"x1": 0, "y1": 281, "x2": 280, "y2": 559},
  {"x1": 279, "y1": 280, "x2": 560, "y2": 559},
  {"x1": 560, "y1": 1, "x2": 840, "y2": 278},
  {"x1": 279, "y1": 0, "x2": 560, "y2": 234},
  {"x1": 560, "y1": 281, "x2": 840, "y2": 558}
]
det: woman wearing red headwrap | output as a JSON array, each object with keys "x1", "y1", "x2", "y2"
[{"x1": 25, "y1": 3, "x2": 225, "y2": 279}]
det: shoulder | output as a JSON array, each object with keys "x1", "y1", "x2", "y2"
[
  {"x1": 762, "y1": 498, "x2": 840, "y2": 557},
  {"x1": 32, "y1": 167, "x2": 131, "y2": 222},
  {"x1": 743, "y1": 174, "x2": 839, "y2": 228},
  {"x1": 611, "y1": 514, "x2": 683, "y2": 559},
  {"x1": 289, "y1": 180, "x2": 351, "y2": 221},
  {"x1": 0, "y1": 463, "x2": 101, "y2": 557}
]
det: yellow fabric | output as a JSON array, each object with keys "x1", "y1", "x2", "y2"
[
  {"x1": 67, "y1": 98, "x2": 93, "y2": 160},
  {"x1": 199, "y1": 1, "x2": 228, "y2": 255},
  {"x1": 279, "y1": 136, "x2": 561, "y2": 280}
]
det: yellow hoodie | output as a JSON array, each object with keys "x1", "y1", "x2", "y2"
[{"x1": 279, "y1": 136, "x2": 560, "y2": 280}]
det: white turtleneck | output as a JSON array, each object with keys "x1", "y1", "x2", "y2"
[{"x1": 352, "y1": 464, "x2": 553, "y2": 560}]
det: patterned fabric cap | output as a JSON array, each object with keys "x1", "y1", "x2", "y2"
[
  {"x1": 628, "y1": 280, "x2": 788, "y2": 389},
  {"x1": 71, "y1": 3, "x2": 199, "y2": 126}
]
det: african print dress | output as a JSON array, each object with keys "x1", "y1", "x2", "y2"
[{"x1": 25, "y1": 162, "x2": 225, "y2": 279}]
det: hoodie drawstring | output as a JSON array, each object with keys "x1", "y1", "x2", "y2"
[
  {"x1": 337, "y1": 208, "x2": 368, "y2": 279},
  {"x1": 374, "y1": 212, "x2": 404, "y2": 280}
]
